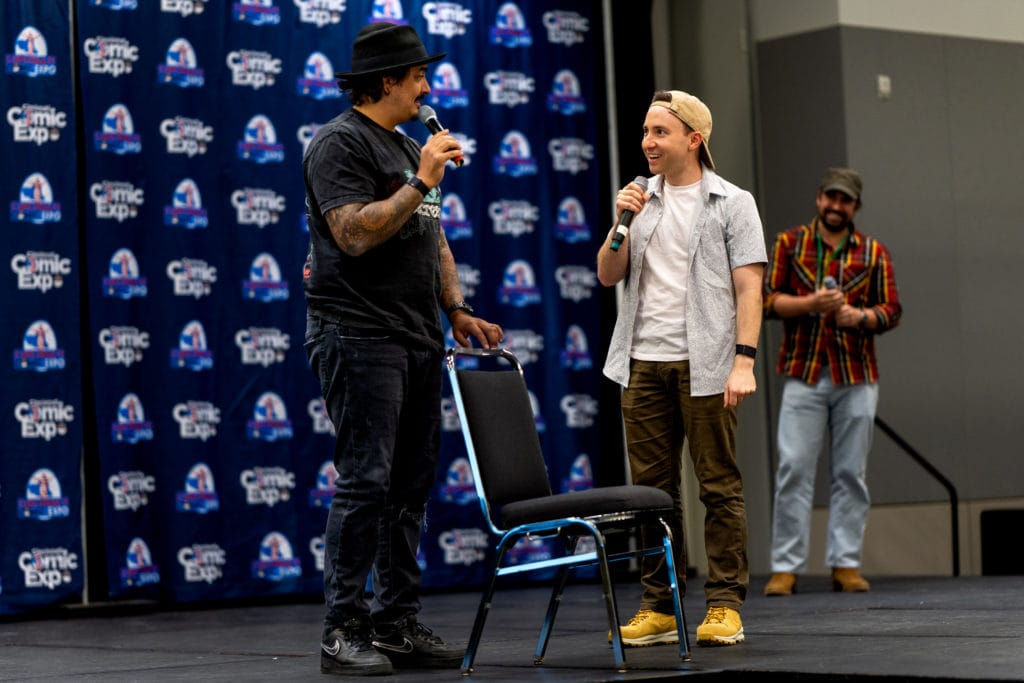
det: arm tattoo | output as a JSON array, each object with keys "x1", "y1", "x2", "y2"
[
  {"x1": 325, "y1": 184, "x2": 425, "y2": 257},
  {"x1": 438, "y1": 230, "x2": 463, "y2": 310}
]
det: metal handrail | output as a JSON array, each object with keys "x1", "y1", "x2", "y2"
[{"x1": 874, "y1": 416, "x2": 960, "y2": 576}]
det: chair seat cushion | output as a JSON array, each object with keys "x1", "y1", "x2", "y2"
[{"x1": 499, "y1": 485, "x2": 673, "y2": 529}]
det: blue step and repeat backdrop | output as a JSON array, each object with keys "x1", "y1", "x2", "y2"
[{"x1": 2, "y1": 0, "x2": 604, "y2": 613}]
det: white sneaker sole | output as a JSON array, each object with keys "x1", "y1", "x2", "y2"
[
  {"x1": 697, "y1": 628, "x2": 745, "y2": 646},
  {"x1": 621, "y1": 632, "x2": 680, "y2": 647}
]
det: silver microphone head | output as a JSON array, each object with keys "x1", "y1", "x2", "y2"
[
  {"x1": 418, "y1": 105, "x2": 437, "y2": 125},
  {"x1": 631, "y1": 175, "x2": 649, "y2": 191}
]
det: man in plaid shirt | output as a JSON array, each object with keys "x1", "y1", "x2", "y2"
[{"x1": 762, "y1": 168, "x2": 902, "y2": 597}]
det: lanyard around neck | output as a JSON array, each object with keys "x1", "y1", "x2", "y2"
[{"x1": 815, "y1": 228, "x2": 849, "y2": 287}]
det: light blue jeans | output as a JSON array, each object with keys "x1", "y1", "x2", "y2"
[{"x1": 770, "y1": 376, "x2": 878, "y2": 573}]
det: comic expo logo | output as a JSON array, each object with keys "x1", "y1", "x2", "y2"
[
  {"x1": 94, "y1": 103, "x2": 142, "y2": 154},
  {"x1": 170, "y1": 320, "x2": 214, "y2": 371},
  {"x1": 158, "y1": 37, "x2": 204, "y2": 88},
  {"x1": 176, "y1": 462, "x2": 220, "y2": 513},
  {"x1": 19, "y1": 548, "x2": 78, "y2": 590},
  {"x1": 252, "y1": 532, "x2": 302, "y2": 581},
  {"x1": 490, "y1": 2, "x2": 531, "y2": 47},
  {"x1": 498, "y1": 259, "x2": 541, "y2": 307},
  {"x1": 235, "y1": 326, "x2": 290, "y2": 366},
  {"x1": 368, "y1": 0, "x2": 409, "y2": 24},
  {"x1": 162, "y1": 0, "x2": 207, "y2": 18},
  {"x1": 14, "y1": 320, "x2": 65, "y2": 372},
  {"x1": 99, "y1": 326, "x2": 150, "y2": 368},
  {"x1": 550, "y1": 137, "x2": 594, "y2": 175},
  {"x1": 17, "y1": 468, "x2": 70, "y2": 521},
  {"x1": 502, "y1": 329, "x2": 543, "y2": 364},
  {"x1": 14, "y1": 399, "x2": 74, "y2": 441},
  {"x1": 173, "y1": 401, "x2": 221, "y2": 441},
  {"x1": 7, "y1": 104, "x2": 67, "y2": 145},
  {"x1": 232, "y1": 188, "x2": 285, "y2": 228},
  {"x1": 5, "y1": 27, "x2": 57, "y2": 78},
  {"x1": 164, "y1": 178, "x2": 208, "y2": 229},
  {"x1": 455, "y1": 263, "x2": 479, "y2": 299},
  {"x1": 241, "y1": 465, "x2": 295, "y2": 506},
  {"x1": 90, "y1": 180, "x2": 144, "y2": 222},
  {"x1": 440, "y1": 457, "x2": 477, "y2": 505},
  {"x1": 556, "y1": 265, "x2": 597, "y2": 302},
  {"x1": 309, "y1": 460, "x2": 336, "y2": 508},
  {"x1": 441, "y1": 193, "x2": 472, "y2": 240},
  {"x1": 93, "y1": 0, "x2": 139, "y2": 9},
  {"x1": 11, "y1": 250, "x2": 70, "y2": 293},
  {"x1": 438, "y1": 528, "x2": 487, "y2": 566},
  {"x1": 243, "y1": 252, "x2": 289, "y2": 302},
  {"x1": 103, "y1": 248, "x2": 148, "y2": 299},
  {"x1": 233, "y1": 0, "x2": 282, "y2": 26},
  {"x1": 294, "y1": 0, "x2": 346, "y2": 28},
  {"x1": 562, "y1": 454, "x2": 594, "y2": 492},
  {"x1": 296, "y1": 52, "x2": 340, "y2": 100},
  {"x1": 297, "y1": 122, "x2": 323, "y2": 156},
  {"x1": 161, "y1": 115, "x2": 213, "y2": 157},
  {"x1": 561, "y1": 324, "x2": 593, "y2": 370},
  {"x1": 120, "y1": 538, "x2": 160, "y2": 589},
  {"x1": 246, "y1": 391, "x2": 293, "y2": 442},
  {"x1": 179, "y1": 544, "x2": 226, "y2": 584},
  {"x1": 10, "y1": 173, "x2": 61, "y2": 225},
  {"x1": 484, "y1": 70, "x2": 533, "y2": 107},
  {"x1": 83, "y1": 36, "x2": 139, "y2": 77},
  {"x1": 493, "y1": 131, "x2": 537, "y2": 177},
  {"x1": 237, "y1": 114, "x2": 284, "y2": 163},
  {"x1": 111, "y1": 393, "x2": 154, "y2": 444},
  {"x1": 428, "y1": 62, "x2": 468, "y2": 108},
  {"x1": 543, "y1": 10, "x2": 589, "y2": 46},
  {"x1": 310, "y1": 535, "x2": 326, "y2": 572},
  {"x1": 308, "y1": 397, "x2": 335, "y2": 435},
  {"x1": 489, "y1": 199, "x2": 537, "y2": 237},
  {"x1": 561, "y1": 393, "x2": 598, "y2": 428},
  {"x1": 423, "y1": 2, "x2": 472, "y2": 38},
  {"x1": 548, "y1": 69, "x2": 587, "y2": 115},
  {"x1": 227, "y1": 49, "x2": 281, "y2": 89},
  {"x1": 556, "y1": 196, "x2": 590, "y2": 243},
  {"x1": 167, "y1": 258, "x2": 217, "y2": 299},
  {"x1": 108, "y1": 470, "x2": 156, "y2": 512}
]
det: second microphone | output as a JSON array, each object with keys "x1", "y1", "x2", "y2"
[{"x1": 609, "y1": 176, "x2": 649, "y2": 251}]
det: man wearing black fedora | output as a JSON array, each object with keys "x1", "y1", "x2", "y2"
[{"x1": 303, "y1": 22, "x2": 504, "y2": 676}]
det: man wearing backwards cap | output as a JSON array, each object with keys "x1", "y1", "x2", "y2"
[
  {"x1": 598, "y1": 90, "x2": 766, "y2": 647},
  {"x1": 303, "y1": 22, "x2": 503, "y2": 676},
  {"x1": 762, "y1": 168, "x2": 901, "y2": 597}
]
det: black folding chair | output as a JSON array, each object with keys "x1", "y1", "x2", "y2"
[{"x1": 444, "y1": 347, "x2": 690, "y2": 674}]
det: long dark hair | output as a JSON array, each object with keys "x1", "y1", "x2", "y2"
[{"x1": 341, "y1": 65, "x2": 413, "y2": 106}]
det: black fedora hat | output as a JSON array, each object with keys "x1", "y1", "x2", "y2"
[{"x1": 335, "y1": 22, "x2": 445, "y2": 82}]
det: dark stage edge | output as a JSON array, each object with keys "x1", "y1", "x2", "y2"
[{"x1": 2, "y1": 576, "x2": 1022, "y2": 682}]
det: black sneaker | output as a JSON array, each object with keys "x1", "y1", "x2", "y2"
[
  {"x1": 372, "y1": 617, "x2": 464, "y2": 669},
  {"x1": 321, "y1": 619, "x2": 394, "y2": 676}
]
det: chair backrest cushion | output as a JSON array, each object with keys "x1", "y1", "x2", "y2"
[{"x1": 454, "y1": 368, "x2": 552, "y2": 507}]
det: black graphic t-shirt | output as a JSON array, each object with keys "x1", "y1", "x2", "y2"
[{"x1": 303, "y1": 109, "x2": 443, "y2": 352}]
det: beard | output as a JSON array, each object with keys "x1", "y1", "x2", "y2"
[{"x1": 819, "y1": 210, "x2": 850, "y2": 233}]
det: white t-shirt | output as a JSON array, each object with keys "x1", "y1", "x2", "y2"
[{"x1": 631, "y1": 178, "x2": 701, "y2": 360}]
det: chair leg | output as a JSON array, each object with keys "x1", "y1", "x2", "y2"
[
  {"x1": 461, "y1": 538, "x2": 514, "y2": 674},
  {"x1": 593, "y1": 532, "x2": 628, "y2": 672},
  {"x1": 659, "y1": 518, "x2": 691, "y2": 661},
  {"x1": 534, "y1": 535, "x2": 578, "y2": 664}
]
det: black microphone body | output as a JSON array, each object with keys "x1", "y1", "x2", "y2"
[
  {"x1": 417, "y1": 105, "x2": 463, "y2": 167},
  {"x1": 609, "y1": 176, "x2": 649, "y2": 251}
]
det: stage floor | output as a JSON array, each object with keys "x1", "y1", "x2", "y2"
[{"x1": 2, "y1": 575, "x2": 1022, "y2": 682}]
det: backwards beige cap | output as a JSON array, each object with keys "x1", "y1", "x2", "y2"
[{"x1": 650, "y1": 90, "x2": 715, "y2": 170}]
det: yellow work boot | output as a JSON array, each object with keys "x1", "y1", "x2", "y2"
[
  {"x1": 764, "y1": 572, "x2": 797, "y2": 596},
  {"x1": 832, "y1": 567, "x2": 870, "y2": 592},
  {"x1": 614, "y1": 609, "x2": 678, "y2": 647},
  {"x1": 696, "y1": 606, "x2": 744, "y2": 646}
]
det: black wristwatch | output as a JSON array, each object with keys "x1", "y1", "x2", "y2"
[{"x1": 445, "y1": 300, "x2": 474, "y2": 317}]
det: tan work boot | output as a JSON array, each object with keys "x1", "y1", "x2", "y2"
[
  {"x1": 831, "y1": 567, "x2": 870, "y2": 592},
  {"x1": 616, "y1": 609, "x2": 678, "y2": 647},
  {"x1": 764, "y1": 572, "x2": 797, "y2": 596},
  {"x1": 696, "y1": 606, "x2": 744, "y2": 646}
]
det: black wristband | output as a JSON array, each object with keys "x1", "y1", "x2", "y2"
[
  {"x1": 445, "y1": 300, "x2": 474, "y2": 317},
  {"x1": 406, "y1": 176, "x2": 429, "y2": 197},
  {"x1": 736, "y1": 344, "x2": 757, "y2": 359}
]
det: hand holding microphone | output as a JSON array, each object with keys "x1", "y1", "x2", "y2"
[
  {"x1": 609, "y1": 176, "x2": 649, "y2": 251},
  {"x1": 418, "y1": 105, "x2": 463, "y2": 168}
]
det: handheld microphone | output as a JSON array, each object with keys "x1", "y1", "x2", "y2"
[
  {"x1": 823, "y1": 276, "x2": 837, "y2": 289},
  {"x1": 609, "y1": 176, "x2": 649, "y2": 251},
  {"x1": 418, "y1": 105, "x2": 463, "y2": 167}
]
